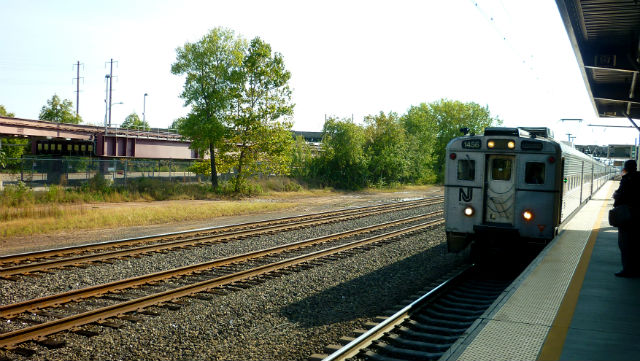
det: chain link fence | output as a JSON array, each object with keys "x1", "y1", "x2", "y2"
[{"x1": 0, "y1": 158, "x2": 210, "y2": 189}]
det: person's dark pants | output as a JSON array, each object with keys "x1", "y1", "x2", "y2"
[{"x1": 618, "y1": 227, "x2": 638, "y2": 274}]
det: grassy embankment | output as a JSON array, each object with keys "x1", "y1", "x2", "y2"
[
  {"x1": 0, "y1": 177, "x2": 329, "y2": 238},
  {"x1": 0, "y1": 178, "x2": 433, "y2": 238}
]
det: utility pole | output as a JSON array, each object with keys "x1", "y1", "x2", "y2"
[
  {"x1": 108, "y1": 59, "x2": 114, "y2": 126},
  {"x1": 72, "y1": 61, "x2": 83, "y2": 120},
  {"x1": 106, "y1": 59, "x2": 118, "y2": 127},
  {"x1": 104, "y1": 75, "x2": 111, "y2": 127},
  {"x1": 143, "y1": 93, "x2": 148, "y2": 123}
]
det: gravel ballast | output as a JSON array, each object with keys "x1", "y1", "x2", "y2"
[
  {"x1": 0, "y1": 203, "x2": 443, "y2": 305},
  {"x1": 1, "y1": 189, "x2": 470, "y2": 360}
]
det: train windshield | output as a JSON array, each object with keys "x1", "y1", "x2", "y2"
[{"x1": 491, "y1": 158, "x2": 512, "y2": 180}]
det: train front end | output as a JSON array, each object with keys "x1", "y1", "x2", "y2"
[{"x1": 444, "y1": 127, "x2": 562, "y2": 253}]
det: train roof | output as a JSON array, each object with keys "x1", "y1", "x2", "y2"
[
  {"x1": 483, "y1": 127, "x2": 554, "y2": 139},
  {"x1": 449, "y1": 127, "x2": 607, "y2": 166}
]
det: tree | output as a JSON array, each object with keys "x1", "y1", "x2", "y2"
[
  {"x1": 39, "y1": 95, "x2": 81, "y2": 124},
  {"x1": 290, "y1": 135, "x2": 313, "y2": 179},
  {"x1": 402, "y1": 103, "x2": 438, "y2": 183},
  {"x1": 121, "y1": 112, "x2": 150, "y2": 130},
  {"x1": 0, "y1": 105, "x2": 28, "y2": 168},
  {"x1": 171, "y1": 27, "x2": 245, "y2": 188},
  {"x1": 412, "y1": 99, "x2": 501, "y2": 181},
  {"x1": 0, "y1": 105, "x2": 15, "y2": 118},
  {"x1": 314, "y1": 118, "x2": 368, "y2": 190},
  {"x1": 225, "y1": 37, "x2": 294, "y2": 192},
  {"x1": 169, "y1": 118, "x2": 182, "y2": 132},
  {"x1": 364, "y1": 112, "x2": 410, "y2": 185}
]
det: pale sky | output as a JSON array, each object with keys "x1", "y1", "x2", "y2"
[{"x1": 1, "y1": 0, "x2": 638, "y2": 146}]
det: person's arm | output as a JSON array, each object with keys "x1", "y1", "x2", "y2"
[{"x1": 614, "y1": 176, "x2": 630, "y2": 207}]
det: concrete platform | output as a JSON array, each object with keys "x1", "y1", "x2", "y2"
[{"x1": 442, "y1": 181, "x2": 640, "y2": 361}]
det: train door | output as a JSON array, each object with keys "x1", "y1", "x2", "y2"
[{"x1": 484, "y1": 155, "x2": 516, "y2": 224}]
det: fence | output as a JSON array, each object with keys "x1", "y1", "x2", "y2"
[{"x1": 0, "y1": 158, "x2": 208, "y2": 189}]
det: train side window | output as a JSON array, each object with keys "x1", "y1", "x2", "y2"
[
  {"x1": 491, "y1": 158, "x2": 512, "y2": 180},
  {"x1": 74, "y1": 145, "x2": 79, "y2": 151},
  {"x1": 37, "y1": 143, "x2": 42, "y2": 151},
  {"x1": 457, "y1": 159, "x2": 475, "y2": 181},
  {"x1": 44, "y1": 144, "x2": 49, "y2": 151},
  {"x1": 67, "y1": 144, "x2": 72, "y2": 151},
  {"x1": 525, "y1": 162, "x2": 545, "y2": 184},
  {"x1": 57, "y1": 144, "x2": 62, "y2": 151}
]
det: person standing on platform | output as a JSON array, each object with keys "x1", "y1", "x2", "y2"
[{"x1": 612, "y1": 159, "x2": 640, "y2": 277}]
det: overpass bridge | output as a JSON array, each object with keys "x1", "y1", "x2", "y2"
[{"x1": 0, "y1": 116, "x2": 198, "y2": 160}]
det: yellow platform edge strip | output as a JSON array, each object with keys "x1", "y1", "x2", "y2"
[{"x1": 536, "y1": 184, "x2": 614, "y2": 361}]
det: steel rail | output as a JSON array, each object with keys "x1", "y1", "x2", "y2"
[
  {"x1": 0, "y1": 218, "x2": 444, "y2": 349},
  {"x1": 0, "y1": 197, "x2": 442, "y2": 266},
  {"x1": 0, "y1": 211, "x2": 443, "y2": 318},
  {"x1": 321, "y1": 265, "x2": 474, "y2": 361},
  {"x1": 0, "y1": 200, "x2": 443, "y2": 278}
]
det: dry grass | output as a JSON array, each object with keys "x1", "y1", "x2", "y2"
[
  {"x1": 0, "y1": 183, "x2": 438, "y2": 238},
  {"x1": 0, "y1": 201, "x2": 296, "y2": 238},
  {"x1": 260, "y1": 188, "x2": 336, "y2": 199},
  {"x1": 364, "y1": 184, "x2": 436, "y2": 193}
]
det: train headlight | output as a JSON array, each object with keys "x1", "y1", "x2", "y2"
[
  {"x1": 487, "y1": 140, "x2": 495, "y2": 149},
  {"x1": 522, "y1": 210, "x2": 534, "y2": 222},
  {"x1": 507, "y1": 141, "x2": 515, "y2": 149},
  {"x1": 464, "y1": 206, "x2": 475, "y2": 217}
]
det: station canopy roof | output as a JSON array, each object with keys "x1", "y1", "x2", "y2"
[{"x1": 556, "y1": 0, "x2": 640, "y2": 121}]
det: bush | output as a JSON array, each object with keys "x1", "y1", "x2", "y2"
[
  {"x1": 0, "y1": 182, "x2": 34, "y2": 206},
  {"x1": 88, "y1": 173, "x2": 111, "y2": 193},
  {"x1": 260, "y1": 177, "x2": 302, "y2": 192}
]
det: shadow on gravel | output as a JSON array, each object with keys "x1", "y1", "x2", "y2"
[{"x1": 279, "y1": 243, "x2": 468, "y2": 327}]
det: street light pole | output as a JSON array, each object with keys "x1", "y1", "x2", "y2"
[{"x1": 143, "y1": 93, "x2": 148, "y2": 123}]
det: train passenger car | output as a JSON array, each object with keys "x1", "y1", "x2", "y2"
[{"x1": 444, "y1": 127, "x2": 613, "y2": 254}]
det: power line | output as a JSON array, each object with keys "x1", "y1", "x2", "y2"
[{"x1": 468, "y1": 0, "x2": 541, "y2": 81}]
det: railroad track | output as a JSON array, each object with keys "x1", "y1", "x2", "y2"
[
  {"x1": 313, "y1": 264, "x2": 518, "y2": 361},
  {"x1": 0, "y1": 197, "x2": 443, "y2": 279},
  {"x1": 0, "y1": 213, "x2": 445, "y2": 351}
]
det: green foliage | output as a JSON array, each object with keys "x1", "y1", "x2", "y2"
[
  {"x1": 169, "y1": 118, "x2": 182, "y2": 132},
  {"x1": 290, "y1": 135, "x2": 313, "y2": 179},
  {"x1": 188, "y1": 160, "x2": 212, "y2": 176},
  {"x1": 39, "y1": 95, "x2": 81, "y2": 124},
  {"x1": 87, "y1": 173, "x2": 111, "y2": 193},
  {"x1": 364, "y1": 112, "x2": 411, "y2": 185},
  {"x1": 312, "y1": 117, "x2": 368, "y2": 190},
  {"x1": 425, "y1": 99, "x2": 500, "y2": 180},
  {"x1": 402, "y1": 103, "x2": 438, "y2": 183},
  {"x1": 0, "y1": 138, "x2": 29, "y2": 169},
  {"x1": 225, "y1": 36, "x2": 295, "y2": 193},
  {"x1": 121, "y1": 113, "x2": 150, "y2": 130},
  {"x1": 0, "y1": 106, "x2": 28, "y2": 169},
  {"x1": 172, "y1": 28, "x2": 294, "y2": 193},
  {"x1": 299, "y1": 99, "x2": 501, "y2": 189},
  {"x1": 171, "y1": 27, "x2": 245, "y2": 188},
  {"x1": 0, "y1": 105, "x2": 15, "y2": 117},
  {"x1": 0, "y1": 182, "x2": 34, "y2": 206}
]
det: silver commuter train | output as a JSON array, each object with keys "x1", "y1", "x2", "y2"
[{"x1": 445, "y1": 127, "x2": 614, "y2": 253}]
